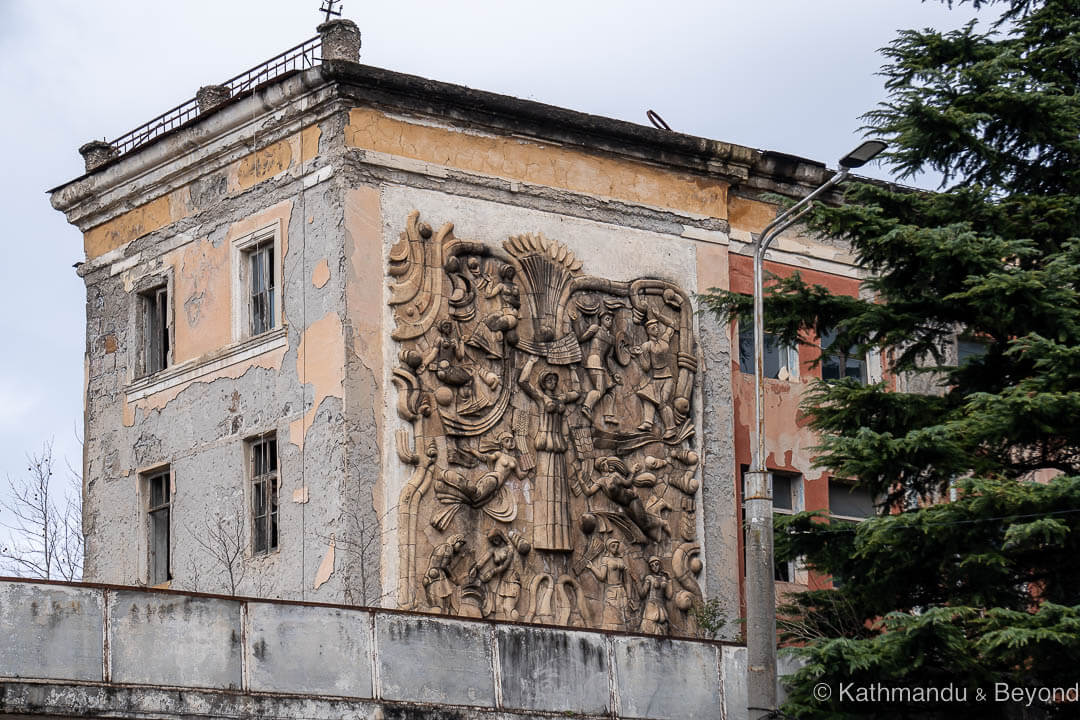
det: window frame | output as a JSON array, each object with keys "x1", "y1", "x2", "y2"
[
  {"x1": 827, "y1": 478, "x2": 876, "y2": 524},
  {"x1": 740, "y1": 467, "x2": 806, "y2": 585},
  {"x1": 737, "y1": 321, "x2": 799, "y2": 381},
  {"x1": 247, "y1": 433, "x2": 279, "y2": 557},
  {"x1": 819, "y1": 329, "x2": 868, "y2": 384},
  {"x1": 142, "y1": 466, "x2": 172, "y2": 586},
  {"x1": 132, "y1": 272, "x2": 173, "y2": 379},
  {"x1": 770, "y1": 471, "x2": 804, "y2": 584},
  {"x1": 957, "y1": 337, "x2": 990, "y2": 365},
  {"x1": 231, "y1": 222, "x2": 282, "y2": 343}
]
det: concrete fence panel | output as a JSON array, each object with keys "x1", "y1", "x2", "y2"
[
  {"x1": 245, "y1": 602, "x2": 373, "y2": 697},
  {"x1": 107, "y1": 590, "x2": 242, "y2": 689},
  {"x1": 0, "y1": 582, "x2": 103, "y2": 682},
  {"x1": 376, "y1": 613, "x2": 496, "y2": 707}
]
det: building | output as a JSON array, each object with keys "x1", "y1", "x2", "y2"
[
  {"x1": 28, "y1": 17, "x2": 885, "y2": 718},
  {"x1": 49, "y1": 17, "x2": 880, "y2": 627}
]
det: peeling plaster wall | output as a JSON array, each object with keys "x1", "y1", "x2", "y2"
[{"x1": 80, "y1": 116, "x2": 357, "y2": 602}]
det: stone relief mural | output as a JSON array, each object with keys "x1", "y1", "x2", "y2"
[{"x1": 390, "y1": 211, "x2": 705, "y2": 636}]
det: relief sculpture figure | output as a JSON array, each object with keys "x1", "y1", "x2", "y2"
[
  {"x1": 423, "y1": 534, "x2": 466, "y2": 614},
  {"x1": 587, "y1": 537, "x2": 634, "y2": 631},
  {"x1": 469, "y1": 529, "x2": 522, "y2": 620},
  {"x1": 634, "y1": 317, "x2": 677, "y2": 438},
  {"x1": 579, "y1": 311, "x2": 620, "y2": 425},
  {"x1": 518, "y1": 356, "x2": 579, "y2": 552},
  {"x1": 388, "y1": 215, "x2": 707, "y2": 637},
  {"x1": 638, "y1": 555, "x2": 674, "y2": 634}
]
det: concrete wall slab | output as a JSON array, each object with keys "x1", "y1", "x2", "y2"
[
  {"x1": 108, "y1": 590, "x2": 242, "y2": 689},
  {"x1": 246, "y1": 602, "x2": 373, "y2": 697},
  {"x1": 721, "y1": 645, "x2": 748, "y2": 720},
  {"x1": 0, "y1": 583, "x2": 103, "y2": 682},
  {"x1": 497, "y1": 625, "x2": 609, "y2": 715},
  {"x1": 376, "y1": 614, "x2": 495, "y2": 707},
  {"x1": 614, "y1": 636, "x2": 720, "y2": 720}
]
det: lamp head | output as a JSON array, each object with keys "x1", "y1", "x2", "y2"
[{"x1": 838, "y1": 140, "x2": 888, "y2": 169}]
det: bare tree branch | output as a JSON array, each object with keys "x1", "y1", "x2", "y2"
[
  {"x1": 188, "y1": 505, "x2": 246, "y2": 595},
  {"x1": 324, "y1": 503, "x2": 396, "y2": 606},
  {"x1": 0, "y1": 440, "x2": 83, "y2": 580}
]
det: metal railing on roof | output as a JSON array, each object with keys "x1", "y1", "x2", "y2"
[{"x1": 108, "y1": 35, "x2": 322, "y2": 158}]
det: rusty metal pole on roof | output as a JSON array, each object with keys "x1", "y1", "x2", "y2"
[{"x1": 745, "y1": 139, "x2": 886, "y2": 719}]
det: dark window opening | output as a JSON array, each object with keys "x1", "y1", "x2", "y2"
[
  {"x1": 958, "y1": 338, "x2": 989, "y2": 365},
  {"x1": 741, "y1": 466, "x2": 802, "y2": 583},
  {"x1": 250, "y1": 436, "x2": 279, "y2": 555},
  {"x1": 147, "y1": 470, "x2": 171, "y2": 585},
  {"x1": 141, "y1": 286, "x2": 169, "y2": 375},
  {"x1": 828, "y1": 479, "x2": 875, "y2": 520},
  {"x1": 249, "y1": 242, "x2": 275, "y2": 336}
]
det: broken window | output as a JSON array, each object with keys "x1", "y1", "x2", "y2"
[
  {"x1": 146, "y1": 469, "x2": 171, "y2": 585},
  {"x1": 141, "y1": 285, "x2": 169, "y2": 375},
  {"x1": 738, "y1": 323, "x2": 799, "y2": 380},
  {"x1": 248, "y1": 241, "x2": 276, "y2": 336},
  {"x1": 740, "y1": 467, "x2": 805, "y2": 584},
  {"x1": 249, "y1": 435, "x2": 278, "y2": 555}
]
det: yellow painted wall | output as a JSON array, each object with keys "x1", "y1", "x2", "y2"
[
  {"x1": 344, "y1": 108, "x2": 729, "y2": 219},
  {"x1": 82, "y1": 125, "x2": 320, "y2": 261}
]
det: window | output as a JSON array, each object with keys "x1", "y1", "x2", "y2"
[
  {"x1": 139, "y1": 285, "x2": 170, "y2": 376},
  {"x1": 232, "y1": 223, "x2": 282, "y2": 341},
  {"x1": 772, "y1": 472, "x2": 803, "y2": 582},
  {"x1": 248, "y1": 241, "x2": 275, "y2": 336},
  {"x1": 820, "y1": 329, "x2": 867, "y2": 383},
  {"x1": 827, "y1": 479, "x2": 873, "y2": 589},
  {"x1": 741, "y1": 467, "x2": 804, "y2": 583},
  {"x1": 738, "y1": 323, "x2": 799, "y2": 380},
  {"x1": 957, "y1": 338, "x2": 989, "y2": 365},
  {"x1": 145, "y1": 469, "x2": 171, "y2": 585},
  {"x1": 249, "y1": 435, "x2": 279, "y2": 555},
  {"x1": 828, "y1": 479, "x2": 875, "y2": 522}
]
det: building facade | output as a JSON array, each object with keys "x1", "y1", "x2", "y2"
[{"x1": 49, "y1": 20, "x2": 876, "y2": 639}]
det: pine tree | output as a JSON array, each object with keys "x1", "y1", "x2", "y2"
[{"x1": 702, "y1": 1, "x2": 1080, "y2": 717}]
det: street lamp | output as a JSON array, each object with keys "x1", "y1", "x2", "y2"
[{"x1": 745, "y1": 140, "x2": 887, "y2": 719}]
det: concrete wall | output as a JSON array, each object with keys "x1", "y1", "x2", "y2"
[{"x1": 0, "y1": 579, "x2": 758, "y2": 719}]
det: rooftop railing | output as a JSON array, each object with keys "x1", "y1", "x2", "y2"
[{"x1": 108, "y1": 36, "x2": 321, "y2": 158}]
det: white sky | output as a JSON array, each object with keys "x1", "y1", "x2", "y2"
[{"x1": 0, "y1": 1, "x2": 986, "y2": 516}]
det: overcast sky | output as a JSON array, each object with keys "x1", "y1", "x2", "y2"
[{"x1": 0, "y1": 1, "x2": 986, "y2": 523}]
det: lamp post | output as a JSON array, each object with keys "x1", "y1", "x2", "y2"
[{"x1": 745, "y1": 140, "x2": 887, "y2": 719}]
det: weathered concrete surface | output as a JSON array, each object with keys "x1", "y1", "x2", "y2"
[
  {"x1": 613, "y1": 636, "x2": 719, "y2": 720},
  {"x1": 717, "y1": 645, "x2": 803, "y2": 720},
  {"x1": 1, "y1": 579, "x2": 777, "y2": 719},
  {"x1": 721, "y1": 645, "x2": 749, "y2": 720},
  {"x1": 497, "y1": 625, "x2": 609, "y2": 716},
  {"x1": 108, "y1": 590, "x2": 242, "y2": 689},
  {"x1": 377, "y1": 614, "x2": 495, "y2": 707},
  {"x1": 246, "y1": 602, "x2": 373, "y2": 697},
  {"x1": 0, "y1": 582, "x2": 102, "y2": 682},
  {"x1": 0, "y1": 680, "x2": 589, "y2": 720}
]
